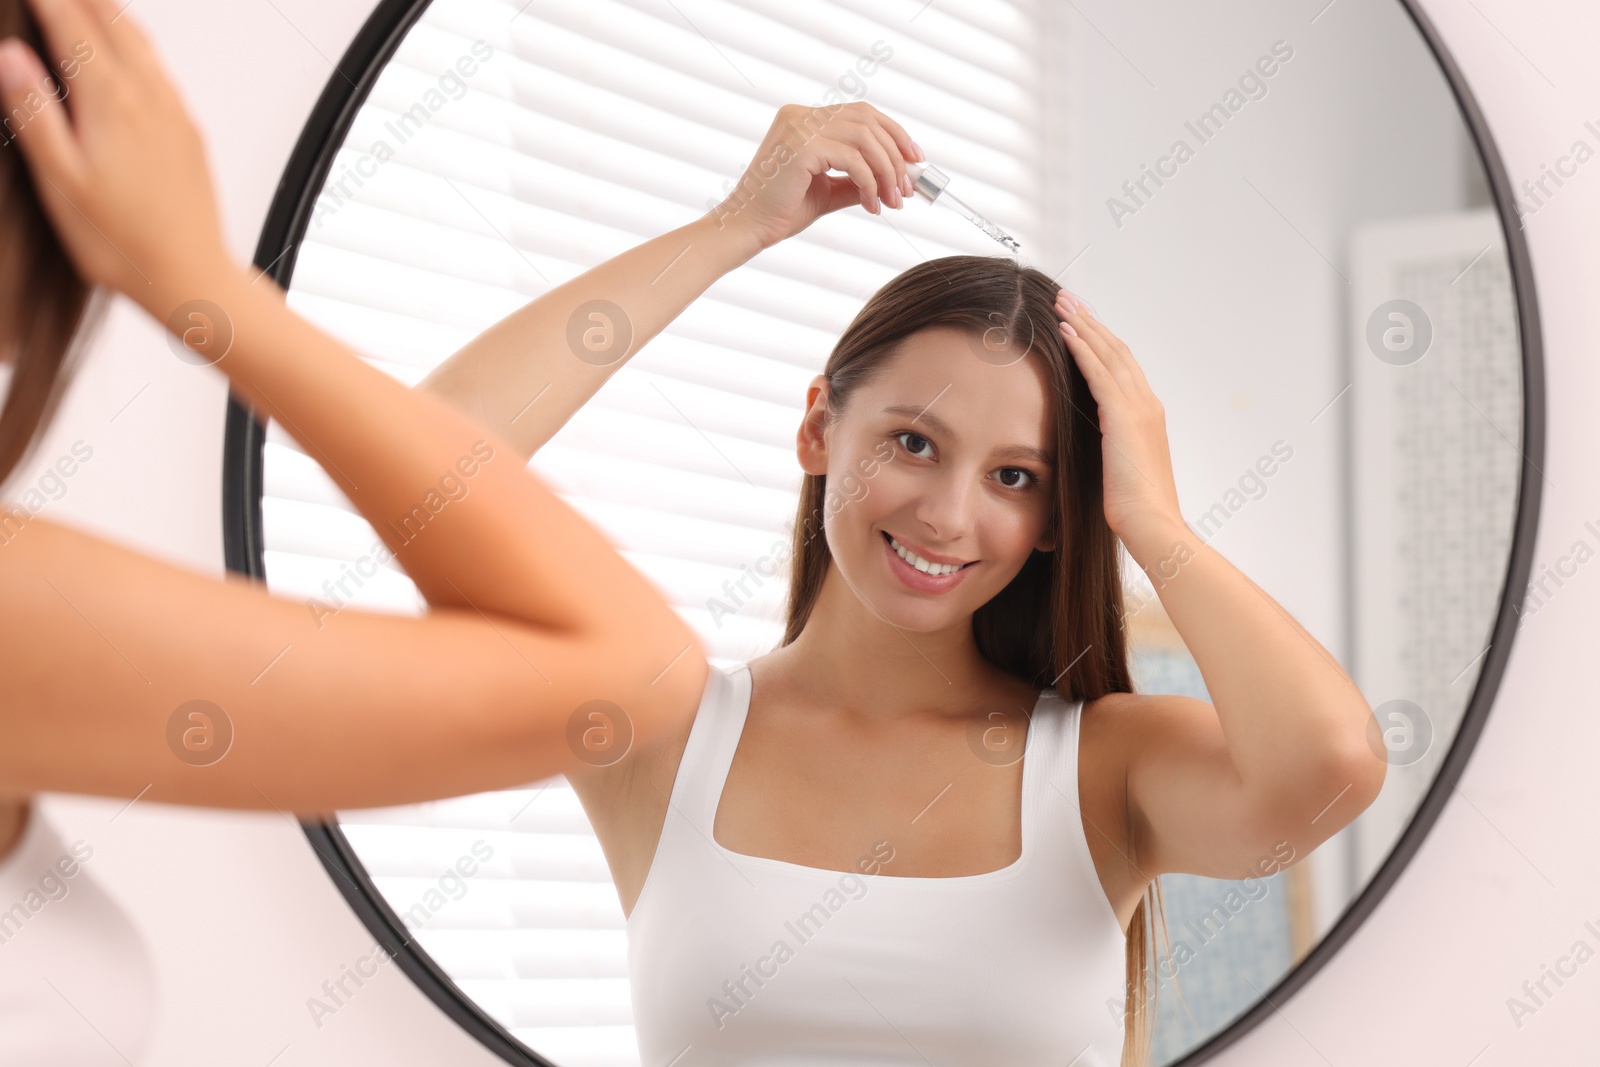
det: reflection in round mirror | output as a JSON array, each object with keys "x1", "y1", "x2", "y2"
[{"x1": 227, "y1": 0, "x2": 1540, "y2": 1063}]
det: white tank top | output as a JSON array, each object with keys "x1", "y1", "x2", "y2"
[
  {"x1": 0, "y1": 801, "x2": 154, "y2": 1065},
  {"x1": 627, "y1": 663, "x2": 1128, "y2": 1066}
]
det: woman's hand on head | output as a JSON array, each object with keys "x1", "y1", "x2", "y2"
[
  {"x1": 0, "y1": 0, "x2": 233, "y2": 312},
  {"x1": 707, "y1": 101, "x2": 924, "y2": 255},
  {"x1": 1054, "y1": 291, "x2": 1185, "y2": 544}
]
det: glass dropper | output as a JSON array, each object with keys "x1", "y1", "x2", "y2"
[{"x1": 905, "y1": 161, "x2": 1021, "y2": 253}]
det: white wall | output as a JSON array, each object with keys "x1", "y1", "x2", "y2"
[
  {"x1": 21, "y1": 0, "x2": 1600, "y2": 1063},
  {"x1": 1071, "y1": 0, "x2": 1478, "y2": 659}
]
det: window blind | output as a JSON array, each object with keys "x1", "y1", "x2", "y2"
[{"x1": 263, "y1": 0, "x2": 1052, "y2": 1059}]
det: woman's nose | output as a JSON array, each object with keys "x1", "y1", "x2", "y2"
[{"x1": 912, "y1": 468, "x2": 977, "y2": 544}]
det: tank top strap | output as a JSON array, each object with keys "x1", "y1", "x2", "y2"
[
  {"x1": 1034, "y1": 687, "x2": 1077, "y2": 787},
  {"x1": 1025, "y1": 688, "x2": 1085, "y2": 856},
  {"x1": 1017, "y1": 687, "x2": 1068, "y2": 825},
  {"x1": 660, "y1": 662, "x2": 752, "y2": 833}
]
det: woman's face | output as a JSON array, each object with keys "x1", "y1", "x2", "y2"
[{"x1": 798, "y1": 325, "x2": 1059, "y2": 635}]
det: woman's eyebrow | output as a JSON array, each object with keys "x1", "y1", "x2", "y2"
[
  {"x1": 881, "y1": 405, "x2": 1054, "y2": 467},
  {"x1": 882, "y1": 404, "x2": 951, "y2": 433},
  {"x1": 995, "y1": 443, "x2": 1055, "y2": 467}
]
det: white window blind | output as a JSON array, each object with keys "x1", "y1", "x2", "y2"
[{"x1": 262, "y1": 0, "x2": 1053, "y2": 1061}]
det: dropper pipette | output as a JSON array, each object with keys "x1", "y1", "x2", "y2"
[{"x1": 905, "y1": 161, "x2": 1020, "y2": 253}]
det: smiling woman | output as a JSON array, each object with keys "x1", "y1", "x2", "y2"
[
  {"x1": 779, "y1": 272, "x2": 1086, "y2": 674},
  {"x1": 592, "y1": 253, "x2": 1152, "y2": 1065},
  {"x1": 406, "y1": 108, "x2": 1384, "y2": 1061}
]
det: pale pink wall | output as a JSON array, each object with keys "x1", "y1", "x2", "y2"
[
  {"x1": 1218, "y1": 2, "x2": 1600, "y2": 1061},
  {"x1": 26, "y1": 0, "x2": 502, "y2": 1062},
  {"x1": 22, "y1": 0, "x2": 1600, "y2": 1063}
]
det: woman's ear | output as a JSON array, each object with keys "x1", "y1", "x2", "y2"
[{"x1": 796, "y1": 374, "x2": 831, "y2": 476}]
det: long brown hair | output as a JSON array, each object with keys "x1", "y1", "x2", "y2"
[
  {"x1": 781, "y1": 255, "x2": 1175, "y2": 1065},
  {"x1": 0, "y1": 0, "x2": 103, "y2": 494}
]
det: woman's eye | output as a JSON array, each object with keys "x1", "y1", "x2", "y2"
[
  {"x1": 896, "y1": 431, "x2": 932, "y2": 457},
  {"x1": 995, "y1": 467, "x2": 1035, "y2": 490}
]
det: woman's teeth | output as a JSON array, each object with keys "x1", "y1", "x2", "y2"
[{"x1": 888, "y1": 535, "x2": 967, "y2": 576}]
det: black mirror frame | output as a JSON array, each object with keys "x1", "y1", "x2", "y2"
[{"x1": 221, "y1": 1, "x2": 1546, "y2": 1063}]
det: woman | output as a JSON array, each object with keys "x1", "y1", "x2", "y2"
[
  {"x1": 0, "y1": 1, "x2": 705, "y2": 1059},
  {"x1": 0, "y1": 2, "x2": 707, "y2": 873},
  {"x1": 420, "y1": 103, "x2": 1388, "y2": 1064}
]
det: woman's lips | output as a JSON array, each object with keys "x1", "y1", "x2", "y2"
[{"x1": 880, "y1": 531, "x2": 976, "y2": 594}]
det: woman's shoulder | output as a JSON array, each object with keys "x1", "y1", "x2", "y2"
[
  {"x1": 566, "y1": 658, "x2": 733, "y2": 802},
  {"x1": 1080, "y1": 688, "x2": 1212, "y2": 750},
  {"x1": 1072, "y1": 689, "x2": 1216, "y2": 846},
  {"x1": 1075, "y1": 688, "x2": 1176, "y2": 772}
]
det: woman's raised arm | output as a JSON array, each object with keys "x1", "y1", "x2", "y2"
[
  {"x1": 0, "y1": 0, "x2": 706, "y2": 812},
  {"x1": 1051, "y1": 292, "x2": 1384, "y2": 881}
]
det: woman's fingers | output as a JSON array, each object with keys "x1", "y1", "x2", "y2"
[
  {"x1": 1080, "y1": 302, "x2": 1154, "y2": 395},
  {"x1": 824, "y1": 116, "x2": 898, "y2": 212},
  {"x1": 1073, "y1": 313, "x2": 1143, "y2": 399},
  {"x1": 20, "y1": 0, "x2": 113, "y2": 92},
  {"x1": 1056, "y1": 315, "x2": 1120, "y2": 423},
  {"x1": 1057, "y1": 292, "x2": 1150, "y2": 399},
  {"x1": 827, "y1": 102, "x2": 918, "y2": 212},
  {"x1": 859, "y1": 105, "x2": 919, "y2": 204},
  {"x1": 1052, "y1": 291, "x2": 1181, "y2": 534},
  {"x1": 75, "y1": 0, "x2": 128, "y2": 37},
  {"x1": 0, "y1": 38, "x2": 85, "y2": 187},
  {"x1": 827, "y1": 121, "x2": 886, "y2": 213},
  {"x1": 860, "y1": 117, "x2": 907, "y2": 205},
  {"x1": 1057, "y1": 295, "x2": 1129, "y2": 399},
  {"x1": 812, "y1": 136, "x2": 879, "y2": 215},
  {"x1": 867, "y1": 106, "x2": 923, "y2": 165},
  {"x1": 0, "y1": 0, "x2": 231, "y2": 302},
  {"x1": 724, "y1": 100, "x2": 922, "y2": 248},
  {"x1": 78, "y1": 0, "x2": 163, "y2": 81}
]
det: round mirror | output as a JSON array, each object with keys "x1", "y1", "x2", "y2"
[{"x1": 225, "y1": 0, "x2": 1541, "y2": 1063}]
